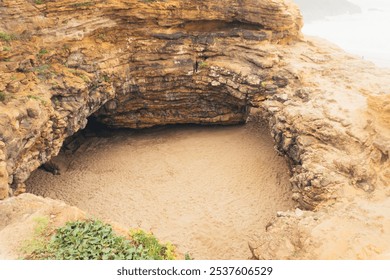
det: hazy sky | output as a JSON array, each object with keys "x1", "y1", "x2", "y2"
[
  {"x1": 298, "y1": 0, "x2": 390, "y2": 68},
  {"x1": 349, "y1": 0, "x2": 390, "y2": 9}
]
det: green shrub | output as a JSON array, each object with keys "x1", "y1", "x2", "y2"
[
  {"x1": 25, "y1": 219, "x2": 176, "y2": 260},
  {"x1": 0, "y1": 91, "x2": 6, "y2": 102},
  {"x1": 130, "y1": 229, "x2": 176, "y2": 260},
  {"x1": 0, "y1": 31, "x2": 15, "y2": 42}
]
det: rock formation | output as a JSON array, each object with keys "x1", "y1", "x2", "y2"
[
  {"x1": 1, "y1": 0, "x2": 390, "y2": 259},
  {"x1": 0, "y1": 0, "x2": 302, "y2": 199}
]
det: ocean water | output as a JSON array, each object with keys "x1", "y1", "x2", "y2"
[{"x1": 301, "y1": 0, "x2": 390, "y2": 68}]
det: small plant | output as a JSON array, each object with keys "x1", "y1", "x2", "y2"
[
  {"x1": 102, "y1": 75, "x2": 110, "y2": 82},
  {"x1": 27, "y1": 94, "x2": 47, "y2": 105},
  {"x1": 52, "y1": 96, "x2": 60, "y2": 106},
  {"x1": 68, "y1": 68, "x2": 91, "y2": 83},
  {"x1": 198, "y1": 61, "x2": 208, "y2": 68},
  {"x1": 78, "y1": 73, "x2": 90, "y2": 83},
  {"x1": 185, "y1": 252, "x2": 194, "y2": 260},
  {"x1": 96, "y1": 33, "x2": 106, "y2": 41},
  {"x1": 32, "y1": 64, "x2": 56, "y2": 80},
  {"x1": 2, "y1": 46, "x2": 11, "y2": 51},
  {"x1": 27, "y1": 95, "x2": 40, "y2": 101},
  {"x1": 0, "y1": 91, "x2": 6, "y2": 102},
  {"x1": 0, "y1": 31, "x2": 15, "y2": 42},
  {"x1": 21, "y1": 217, "x2": 51, "y2": 256},
  {"x1": 34, "y1": 0, "x2": 45, "y2": 4},
  {"x1": 33, "y1": 64, "x2": 50, "y2": 73},
  {"x1": 130, "y1": 229, "x2": 176, "y2": 260},
  {"x1": 38, "y1": 48, "x2": 48, "y2": 56}
]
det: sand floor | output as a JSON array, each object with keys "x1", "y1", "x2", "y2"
[{"x1": 26, "y1": 122, "x2": 293, "y2": 259}]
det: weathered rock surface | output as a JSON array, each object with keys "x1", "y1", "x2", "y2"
[
  {"x1": 0, "y1": 0, "x2": 302, "y2": 199},
  {"x1": 251, "y1": 37, "x2": 390, "y2": 259},
  {"x1": 0, "y1": 0, "x2": 390, "y2": 259},
  {"x1": 0, "y1": 193, "x2": 85, "y2": 259}
]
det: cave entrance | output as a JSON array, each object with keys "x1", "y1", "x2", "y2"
[{"x1": 25, "y1": 118, "x2": 293, "y2": 259}]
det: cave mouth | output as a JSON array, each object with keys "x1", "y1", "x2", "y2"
[{"x1": 25, "y1": 118, "x2": 294, "y2": 259}]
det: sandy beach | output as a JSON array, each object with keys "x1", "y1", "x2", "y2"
[{"x1": 26, "y1": 122, "x2": 293, "y2": 259}]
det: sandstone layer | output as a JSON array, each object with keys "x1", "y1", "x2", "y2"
[
  {"x1": 0, "y1": 0, "x2": 390, "y2": 259},
  {"x1": 252, "y1": 37, "x2": 390, "y2": 259},
  {"x1": 0, "y1": 0, "x2": 302, "y2": 199}
]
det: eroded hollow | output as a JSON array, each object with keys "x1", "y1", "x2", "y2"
[{"x1": 26, "y1": 120, "x2": 293, "y2": 259}]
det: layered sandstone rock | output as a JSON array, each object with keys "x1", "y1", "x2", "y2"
[
  {"x1": 251, "y1": 38, "x2": 390, "y2": 259},
  {"x1": 0, "y1": 0, "x2": 302, "y2": 199}
]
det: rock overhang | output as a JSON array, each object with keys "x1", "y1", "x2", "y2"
[{"x1": 0, "y1": 0, "x2": 303, "y2": 199}]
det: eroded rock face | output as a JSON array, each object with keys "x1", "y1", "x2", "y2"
[
  {"x1": 251, "y1": 38, "x2": 390, "y2": 259},
  {"x1": 0, "y1": 0, "x2": 302, "y2": 198}
]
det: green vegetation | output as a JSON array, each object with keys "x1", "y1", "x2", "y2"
[
  {"x1": 102, "y1": 75, "x2": 111, "y2": 83},
  {"x1": 33, "y1": 64, "x2": 50, "y2": 73},
  {"x1": 27, "y1": 94, "x2": 47, "y2": 105},
  {"x1": 67, "y1": 68, "x2": 91, "y2": 83},
  {"x1": 185, "y1": 253, "x2": 194, "y2": 260},
  {"x1": 2, "y1": 46, "x2": 11, "y2": 51},
  {"x1": 32, "y1": 64, "x2": 57, "y2": 80},
  {"x1": 38, "y1": 48, "x2": 48, "y2": 56},
  {"x1": 24, "y1": 219, "x2": 177, "y2": 260},
  {"x1": 0, "y1": 91, "x2": 6, "y2": 102},
  {"x1": 0, "y1": 31, "x2": 15, "y2": 42},
  {"x1": 21, "y1": 217, "x2": 51, "y2": 256},
  {"x1": 78, "y1": 73, "x2": 90, "y2": 83},
  {"x1": 198, "y1": 61, "x2": 208, "y2": 68},
  {"x1": 130, "y1": 229, "x2": 175, "y2": 260},
  {"x1": 34, "y1": 0, "x2": 45, "y2": 4}
]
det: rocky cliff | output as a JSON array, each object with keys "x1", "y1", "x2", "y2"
[
  {"x1": 0, "y1": 0, "x2": 302, "y2": 199},
  {"x1": 1, "y1": 0, "x2": 390, "y2": 259}
]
